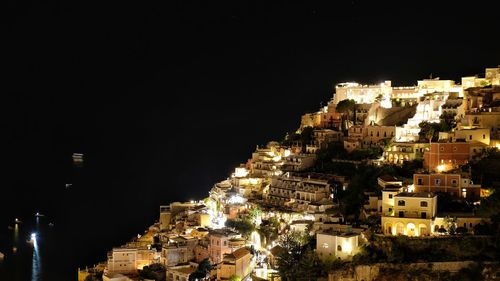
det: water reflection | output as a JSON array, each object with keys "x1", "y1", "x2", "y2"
[{"x1": 32, "y1": 217, "x2": 41, "y2": 281}]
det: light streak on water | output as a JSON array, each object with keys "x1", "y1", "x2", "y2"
[
  {"x1": 32, "y1": 217, "x2": 42, "y2": 281},
  {"x1": 31, "y1": 233, "x2": 41, "y2": 281}
]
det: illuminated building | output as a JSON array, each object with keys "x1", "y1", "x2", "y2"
[
  {"x1": 413, "y1": 173, "x2": 481, "y2": 200},
  {"x1": 423, "y1": 142, "x2": 470, "y2": 172},
  {"x1": 333, "y1": 81, "x2": 392, "y2": 106},
  {"x1": 208, "y1": 229, "x2": 241, "y2": 264},
  {"x1": 266, "y1": 173, "x2": 332, "y2": 209},
  {"x1": 384, "y1": 142, "x2": 429, "y2": 164},
  {"x1": 314, "y1": 129, "x2": 343, "y2": 148},
  {"x1": 282, "y1": 154, "x2": 316, "y2": 172},
  {"x1": 160, "y1": 236, "x2": 198, "y2": 267},
  {"x1": 107, "y1": 247, "x2": 159, "y2": 274},
  {"x1": 363, "y1": 125, "x2": 395, "y2": 147},
  {"x1": 439, "y1": 127, "x2": 490, "y2": 145},
  {"x1": 391, "y1": 86, "x2": 419, "y2": 106},
  {"x1": 382, "y1": 192, "x2": 437, "y2": 237},
  {"x1": 217, "y1": 247, "x2": 253, "y2": 280},
  {"x1": 316, "y1": 230, "x2": 361, "y2": 260},
  {"x1": 166, "y1": 263, "x2": 198, "y2": 281}
]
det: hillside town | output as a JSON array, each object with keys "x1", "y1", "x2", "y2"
[{"x1": 79, "y1": 67, "x2": 500, "y2": 281}]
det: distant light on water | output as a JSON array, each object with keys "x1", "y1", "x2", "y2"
[{"x1": 31, "y1": 232, "x2": 41, "y2": 281}]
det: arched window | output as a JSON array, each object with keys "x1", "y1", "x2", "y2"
[{"x1": 337, "y1": 245, "x2": 342, "y2": 252}]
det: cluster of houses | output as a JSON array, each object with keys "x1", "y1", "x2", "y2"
[{"x1": 79, "y1": 66, "x2": 499, "y2": 281}]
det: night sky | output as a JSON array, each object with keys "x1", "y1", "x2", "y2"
[{"x1": 2, "y1": 0, "x2": 500, "y2": 276}]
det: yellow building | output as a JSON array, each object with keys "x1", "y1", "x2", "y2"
[
  {"x1": 382, "y1": 192, "x2": 437, "y2": 237},
  {"x1": 107, "y1": 247, "x2": 159, "y2": 274},
  {"x1": 384, "y1": 142, "x2": 429, "y2": 164},
  {"x1": 300, "y1": 113, "x2": 321, "y2": 129},
  {"x1": 363, "y1": 125, "x2": 395, "y2": 147},
  {"x1": 217, "y1": 247, "x2": 253, "y2": 280},
  {"x1": 440, "y1": 128, "x2": 490, "y2": 145}
]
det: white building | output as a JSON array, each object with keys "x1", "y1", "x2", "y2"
[
  {"x1": 334, "y1": 81, "x2": 392, "y2": 107},
  {"x1": 316, "y1": 230, "x2": 361, "y2": 261},
  {"x1": 107, "y1": 247, "x2": 159, "y2": 274}
]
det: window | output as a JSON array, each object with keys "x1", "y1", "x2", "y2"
[
  {"x1": 337, "y1": 245, "x2": 342, "y2": 251},
  {"x1": 384, "y1": 132, "x2": 387, "y2": 137},
  {"x1": 388, "y1": 207, "x2": 392, "y2": 213},
  {"x1": 398, "y1": 211, "x2": 404, "y2": 217},
  {"x1": 420, "y1": 201, "x2": 428, "y2": 207},
  {"x1": 469, "y1": 135, "x2": 472, "y2": 140},
  {"x1": 483, "y1": 134, "x2": 486, "y2": 139},
  {"x1": 398, "y1": 200, "x2": 405, "y2": 206},
  {"x1": 421, "y1": 212, "x2": 427, "y2": 219},
  {"x1": 388, "y1": 194, "x2": 393, "y2": 199},
  {"x1": 435, "y1": 179, "x2": 441, "y2": 186},
  {"x1": 451, "y1": 179, "x2": 457, "y2": 186},
  {"x1": 440, "y1": 146, "x2": 444, "y2": 152},
  {"x1": 377, "y1": 132, "x2": 379, "y2": 137},
  {"x1": 223, "y1": 241, "x2": 227, "y2": 246},
  {"x1": 417, "y1": 178, "x2": 423, "y2": 185}
]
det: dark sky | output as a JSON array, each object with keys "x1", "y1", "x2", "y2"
[{"x1": 2, "y1": 0, "x2": 500, "y2": 236}]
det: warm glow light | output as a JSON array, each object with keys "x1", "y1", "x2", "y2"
[
  {"x1": 437, "y1": 165, "x2": 445, "y2": 172},
  {"x1": 407, "y1": 184, "x2": 415, "y2": 193},
  {"x1": 228, "y1": 195, "x2": 245, "y2": 204},
  {"x1": 284, "y1": 149, "x2": 291, "y2": 158},
  {"x1": 234, "y1": 167, "x2": 249, "y2": 178},
  {"x1": 342, "y1": 240, "x2": 352, "y2": 254}
]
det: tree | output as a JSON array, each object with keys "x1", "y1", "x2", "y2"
[
  {"x1": 247, "y1": 206, "x2": 262, "y2": 226},
  {"x1": 225, "y1": 218, "x2": 255, "y2": 238},
  {"x1": 258, "y1": 217, "x2": 280, "y2": 247},
  {"x1": 188, "y1": 258, "x2": 213, "y2": 281},
  {"x1": 139, "y1": 263, "x2": 166, "y2": 281},
  {"x1": 275, "y1": 231, "x2": 311, "y2": 280},
  {"x1": 336, "y1": 99, "x2": 356, "y2": 131},
  {"x1": 296, "y1": 248, "x2": 324, "y2": 280},
  {"x1": 228, "y1": 275, "x2": 241, "y2": 281}
]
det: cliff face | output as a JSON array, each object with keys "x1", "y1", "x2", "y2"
[
  {"x1": 328, "y1": 261, "x2": 500, "y2": 281},
  {"x1": 366, "y1": 104, "x2": 417, "y2": 126}
]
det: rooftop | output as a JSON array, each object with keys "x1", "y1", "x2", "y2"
[
  {"x1": 395, "y1": 192, "x2": 436, "y2": 198},
  {"x1": 224, "y1": 247, "x2": 251, "y2": 260},
  {"x1": 379, "y1": 175, "x2": 400, "y2": 182}
]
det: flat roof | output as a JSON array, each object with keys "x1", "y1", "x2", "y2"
[{"x1": 395, "y1": 192, "x2": 436, "y2": 198}]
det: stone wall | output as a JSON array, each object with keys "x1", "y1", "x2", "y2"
[{"x1": 328, "y1": 261, "x2": 499, "y2": 281}]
